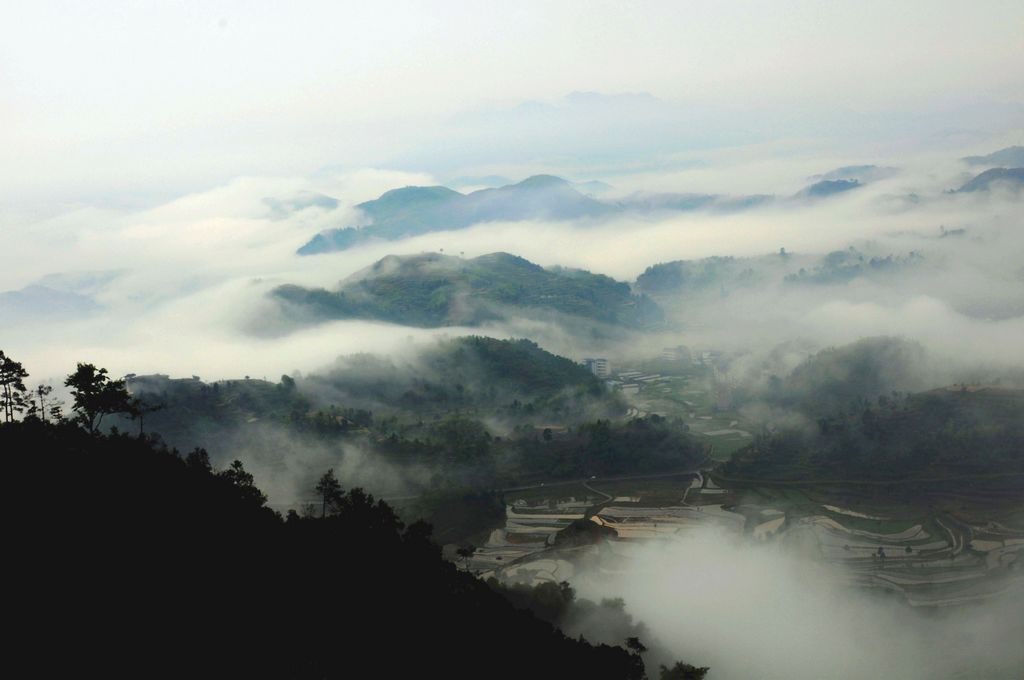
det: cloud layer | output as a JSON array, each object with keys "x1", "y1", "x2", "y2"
[
  {"x1": 577, "y1": 529, "x2": 1024, "y2": 680},
  {"x1": 4, "y1": 146, "x2": 1022, "y2": 392}
]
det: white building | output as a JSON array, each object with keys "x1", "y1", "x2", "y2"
[
  {"x1": 660, "y1": 345, "x2": 692, "y2": 363},
  {"x1": 583, "y1": 357, "x2": 610, "y2": 378}
]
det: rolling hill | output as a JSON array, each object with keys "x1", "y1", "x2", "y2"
[
  {"x1": 798, "y1": 178, "x2": 862, "y2": 198},
  {"x1": 723, "y1": 386, "x2": 1024, "y2": 481},
  {"x1": 956, "y1": 167, "x2": 1024, "y2": 193},
  {"x1": 122, "y1": 336, "x2": 622, "y2": 454},
  {"x1": 272, "y1": 251, "x2": 663, "y2": 329},
  {"x1": 296, "y1": 166, "x2": 889, "y2": 257},
  {"x1": 305, "y1": 336, "x2": 619, "y2": 419},
  {"x1": 298, "y1": 175, "x2": 613, "y2": 255},
  {"x1": 963, "y1": 146, "x2": 1024, "y2": 167},
  {"x1": 810, "y1": 165, "x2": 899, "y2": 183}
]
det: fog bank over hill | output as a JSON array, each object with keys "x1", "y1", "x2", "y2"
[
  {"x1": 575, "y1": 529, "x2": 1024, "y2": 680},
  {"x1": 6, "y1": 1, "x2": 1024, "y2": 213},
  {"x1": 3, "y1": 143, "x2": 1023, "y2": 384},
  {"x1": 5, "y1": 5, "x2": 1024, "y2": 676}
]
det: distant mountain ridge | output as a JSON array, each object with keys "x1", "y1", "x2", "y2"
[
  {"x1": 616, "y1": 192, "x2": 773, "y2": 213},
  {"x1": 799, "y1": 179, "x2": 862, "y2": 198},
  {"x1": 810, "y1": 165, "x2": 899, "y2": 183},
  {"x1": 298, "y1": 175, "x2": 612, "y2": 255},
  {"x1": 963, "y1": 146, "x2": 1024, "y2": 167},
  {"x1": 956, "y1": 167, "x2": 1024, "y2": 193},
  {"x1": 272, "y1": 251, "x2": 662, "y2": 329},
  {"x1": 297, "y1": 166, "x2": 904, "y2": 255},
  {"x1": 0, "y1": 284, "x2": 100, "y2": 319},
  {"x1": 263, "y1": 191, "x2": 339, "y2": 220}
]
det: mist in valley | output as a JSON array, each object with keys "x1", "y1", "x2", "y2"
[
  {"x1": 5, "y1": 146, "x2": 1024, "y2": 384},
  {"x1": 574, "y1": 529, "x2": 1024, "y2": 680},
  {"x1": 3, "y1": 3, "x2": 1024, "y2": 677}
]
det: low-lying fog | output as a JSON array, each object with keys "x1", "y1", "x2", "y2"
[
  {"x1": 5, "y1": 144, "x2": 1024, "y2": 388},
  {"x1": 575, "y1": 528, "x2": 1024, "y2": 680}
]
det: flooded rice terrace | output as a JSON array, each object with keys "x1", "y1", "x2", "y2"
[{"x1": 468, "y1": 473, "x2": 1024, "y2": 679}]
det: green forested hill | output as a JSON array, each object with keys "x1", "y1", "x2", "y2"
[
  {"x1": 309, "y1": 336, "x2": 613, "y2": 414},
  {"x1": 723, "y1": 387, "x2": 1024, "y2": 481},
  {"x1": 771, "y1": 336, "x2": 928, "y2": 416},
  {"x1": 272, "y1": 252, "x2": 662, "y2": 329},
  {"x1": 125, "y1": 336, "x2": 621, "y2": 446},
  {"x1": 635, "y1": 256, "x2": 750, "y2": 294}
]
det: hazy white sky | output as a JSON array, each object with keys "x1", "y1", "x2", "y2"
[
  {"x1": 2, "y1": 1, "x2": 1023, "y2": 211},
  {"x1": 2, "y1": 1, "x2": 1024, "y2": 384}
]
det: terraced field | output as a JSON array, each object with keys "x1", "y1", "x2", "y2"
[{"x1": 475, "y1": 473, "x2": 1024, "y2": 607}]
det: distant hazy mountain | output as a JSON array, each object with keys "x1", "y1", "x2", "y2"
[
  {"x1": 0, "y1": 269, "x2": 124, "y2": 321},
  {"x1": 297, "y1": 167, "x2": 882, "y2": 256},
  {"x1": 446, "y1": 175, "x2": 512, "y2": 189},
  {"x1": 956, "y1": 167, "x2": 1024, "y2": 192},
  {"x1": 297, "y1": 175, "x2": 613, "y2": 255},
  {"x1": 263, "y1": 191, "x2": 339, "y2": 220},
  {"x1": 619, "y1": 192, "x2": 773, "y2": 213},
  {"x1": 573, "y1": 179, "x2": 615, "y2": 196},
  {"x1": 797, "y1": 179, "x2": 862, "y2": 198},
  {"x1": 962, "y1": 146, "x2": 1024, "y2": 167},
  {"x1": 811, "y1": 165, "x2": 899, "y2": 183},
  {"x1": 295, "y1": 159, "x2": 922, "y2": 256},
  {"x1": 272, "y1": 251, "x2": 662, "y2": 328},
  {"x1": 0, "y1": 284, "x2": 100, "y2": 319}
]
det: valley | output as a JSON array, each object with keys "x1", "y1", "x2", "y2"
[{"x1": 476, "y1": 471, "x2": 1024, "y2": 609}]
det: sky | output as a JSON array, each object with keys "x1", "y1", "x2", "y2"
[
  {"x1": 2, "y1": 1, "x2": 1023, "y2": 214},
  {"x1": 3, "y1": 9, "x2": 1023, "y2": 675},
  {"x1": 1, "y1": 1, "x2": 1023, "y2": 383}
]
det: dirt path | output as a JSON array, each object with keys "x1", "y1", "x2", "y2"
[
  {"x1": 582, "y1": 481, "x2": 613, "y2": 503},
  {"x1": 711, "y1": 470, "x2": 1024, "y2": 488}
]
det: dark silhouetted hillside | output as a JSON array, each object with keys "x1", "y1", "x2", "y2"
[{"x1": 2, "y1": 419, "x2": 652, "y2": 679}]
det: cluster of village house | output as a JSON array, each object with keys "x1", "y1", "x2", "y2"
[{"x1": 582, "y1": 345, "x2": 729, "y2": 405}]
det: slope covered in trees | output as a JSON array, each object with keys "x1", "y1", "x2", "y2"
[
  {"x1": 717, "y1": 337, "x2": 1024, "y2": 481},
  {"x1": 306, "y1": 336, "x2": 620, "y2": 420},
  {"x1": 272, "y1": 252, "x2": 663, "y2": 329},
  {"x1": 635, "y1": 256, "x2": 753, "y2": 295},
  {"x1": 3, "y1": 419, "x2": 668, "y2": 678},
  {"x1": 783, "y1": 248, "x2": 923, "y2": 286},
  {"x1": 766, "y1": 336, "x2": 928, "y2": 417},
  {"x1": 118, "y1": 337, "x2": 625, "y2": 459},
  {"x1": 99, "y1": 338, "x2": 702, "y2": 541},
  {"x1": 722, "y1": 387, "x2": 1024, "y2": 481}
]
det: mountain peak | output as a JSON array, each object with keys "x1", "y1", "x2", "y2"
[
  {"x1": 512, "y1": 175, "x2": 572, "y2": 189},
  {"x1": 963, "y1": 146, "x2": 1024, "y2": 167},
  {"x1": 369, "y1": 185, "x2": 462, "y2": 206},
  {"x1": 956, "y1": 167, "x2": 1024, "y2": 193}
]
